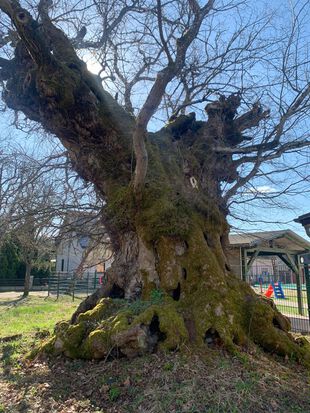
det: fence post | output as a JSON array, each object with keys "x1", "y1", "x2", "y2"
[
  {"x1": 47, "y1": 272, "x2": 50, "y2": 297},
  {"x1": 94, "y1": 270, "x2": 97, "y2": 290},
  {"x1": 304, "y1": 263, "x2": 310, "y2": 327},
  {"x1": 296, "y1": 257, "x2": 304, "y2": 316},
  {"x1": 241, "y1": 248, "x2": 247, "y2": 282},
  {"x1": 72, "y1": 273, "x2": 75, "y2": 302},
  {"x1": 56, "y1": 272, "x2": 60, "y2": 300},
  {"x1": 86, "y1": 272, "x2": 89, "y2": 296}
]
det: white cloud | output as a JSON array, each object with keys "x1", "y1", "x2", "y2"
[
  {"x1": 243, "y1": 185, "x2": 276, "y2": 195},
  {"x1": 253, "y1": 185, "x2": 275, "y2": 194}
]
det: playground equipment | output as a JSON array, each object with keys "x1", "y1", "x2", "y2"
[
  {"x1": 264, "y1": 284, "x2": 274, "y2": 298},
  {"x1": 264, "y1": 282, "x2": 286, "y2": 299}
]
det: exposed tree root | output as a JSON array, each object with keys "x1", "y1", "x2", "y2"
[{"x1": 35, "y1": 288, "x2": 310, "y2": 368}]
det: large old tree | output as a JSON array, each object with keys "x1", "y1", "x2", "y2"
[{"x1": 0, "y1": 0, "x2": 310, "y2": 362}]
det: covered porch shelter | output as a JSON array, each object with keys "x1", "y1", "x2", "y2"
[{"x1": 228, "y1": 230, "x2": 310, "y2": 318}]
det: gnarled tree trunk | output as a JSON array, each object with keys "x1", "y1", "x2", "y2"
[
  {"x1": 1, "y1": 1, "x2": 309, "y2": 365},
  {"x1": 67, "y1": 131, "x2": 309, "y2": 364}
]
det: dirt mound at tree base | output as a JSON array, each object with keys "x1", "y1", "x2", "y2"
[
  {"x1": 34, "y1": 294, "x2": 310, "y2": 369},
  {"x1": 1, "y1": 346, "x2": 310, "y2": 413}
]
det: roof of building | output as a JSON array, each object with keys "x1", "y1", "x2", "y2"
[
  {"x1": 294, "y1": 212, "x2": 310, "y2": 224},
  {"x1": 229, "y1": 230, "x2": 310, "y2": 253}
]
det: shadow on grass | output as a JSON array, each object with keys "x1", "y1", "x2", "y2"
[
  {"x1": 1, "y1": 333, "x2": 310, "y2": 413},
  {"x1": 0, "y1": 349, "x2": 309, "y2": 413},
  {"x1": 0, "y1": 296, "x2": 26, "y2": 307},
  {"x1": 1, "y1": 342, "x2": 20, "y2": 376}
]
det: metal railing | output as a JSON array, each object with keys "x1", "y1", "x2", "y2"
[
  {"x1": 0, "y1": 277, "x2": 49, "y2": 290},
  {"x1": 47, "y1": 271, "x2": 105, "y2": 300},
  {"x1": 238, "y1": 263, "x2": 310, "y2": 334}
]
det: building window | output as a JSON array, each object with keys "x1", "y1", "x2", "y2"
[{"x1": 61, "y1": 259, "x2": 65, "y2": 272}]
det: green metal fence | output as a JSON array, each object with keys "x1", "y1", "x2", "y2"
[
  {"x1": 249, "y1": 263, "x2": 310, "y2": 334},
  {"x1": 47, "y1": 272, "x2": 105, "y2": 300}
]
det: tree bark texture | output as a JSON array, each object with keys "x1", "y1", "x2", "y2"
[
  {"x1": 23, "y1": 261, "x2": 32, "y2": 298},
  {"x1": 1, "y1": 3, "x2": 309, "y2": 365}
]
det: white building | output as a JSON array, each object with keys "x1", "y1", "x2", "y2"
[{"x1": 55, "y1": 213, "x2": 113, "y2": 275}]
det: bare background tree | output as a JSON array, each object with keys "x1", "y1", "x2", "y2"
[
  {"x1": 7, "y1": 178, "x2": 57, "y2": 297},
  {"x1": 0, "y1": 139, "x2": 108, "y2": 294},
  {"x1": 0, "y1": 0, "x2": 309, "y2": 362}
]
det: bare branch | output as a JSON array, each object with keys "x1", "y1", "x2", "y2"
[{"x1": 132, "y1": 0, "x2": 215, "y2": 193}]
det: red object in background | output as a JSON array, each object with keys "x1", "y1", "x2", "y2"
[
  {"x1": 99, "y1": 276, "x2": 103, "y2": 285},
  {"x1": 264, "y1": 284, "x2": 274, "y2": 298}
]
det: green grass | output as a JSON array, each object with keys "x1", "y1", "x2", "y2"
[
  {"x1": 0, "y1": 295, "x2": 79, "y2": 377},
  {"x1": 275, "y1": 291, "x2": 307, "y2": 304},
  {"x1": 252, "y1": 287, "x2": 309, "y2": 316},
  {"x1": 0, "y1": 295, "x2": 309, "y2": 413},
  {"x1": 0, "y1": 295, "x2": 78, "y2": 338},
  {"x1": 276, "y1": 304, "x2": 309, "y2": 317},
  {"x1": 253, "y1": 286, "x2": 308, "y2": 302}
]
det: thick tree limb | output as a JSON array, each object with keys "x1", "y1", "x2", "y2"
[
  {"x1": 212, "y1": 83, "x2": 310, "y2": 156},
  {"x1": 0, "y1": 0, "x2": 135, "y2": 200},
  {"x1": 234, "y1": 102, "x2": 270, "y2": 132},
  {"x1": 0, "y1": 56, "x2": 14, "y2": 80},
  {"x1": 0, "y1": 0, "x2": 52, "y2": 66},
  {"x1": 0, "y1": 0, "x2": 12, "y2": 15},
  {"x1": 0, "y1": 56, "x2": 12, "y2": 67},
  {"x1": 132, "y1": 0, "x2": 214, "y2": 193}
]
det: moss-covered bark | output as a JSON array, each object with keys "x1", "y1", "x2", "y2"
[
  {"x1": 40, "y1": 256, "x2": 310, "y2": 367},
  {"x1": 41, "y1": 136, "x2": 310, "y2": 367}
]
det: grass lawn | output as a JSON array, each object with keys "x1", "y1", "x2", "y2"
[
  {"x1": 0, "y1": 296, "x2": 310, "y2": 413},
  {"x1": 0, "y1": 294, "x2": 78, "y2": 338},
  {"x1": 252, "y1": 287, "x2": 309, "y2": 317},
  {"x1": 276, "y1": 303, "x2": 309, "y2": 317},
  {"x1": 252, "y1": 286, "x2": 308, "y2": 303}
]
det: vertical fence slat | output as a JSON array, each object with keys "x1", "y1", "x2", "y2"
[
  {"x1": 72, "y1": 273, "x2": 75, "y2": 302},
  {"x1": 304, "y1": 263, "x2": 310, "y2": 328},
  {"x1": 243, "y1": 261, "x2": 309, "y2": 334},
  {"x1": 56, "y1": 272, "x2": 60, "y2": 300},
  {"x1": 296, "y1": 258, "x2": 304, "y2": 316},
  {"x1": 47, "y1": 273, "x2": 50, "y2": 297}
]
